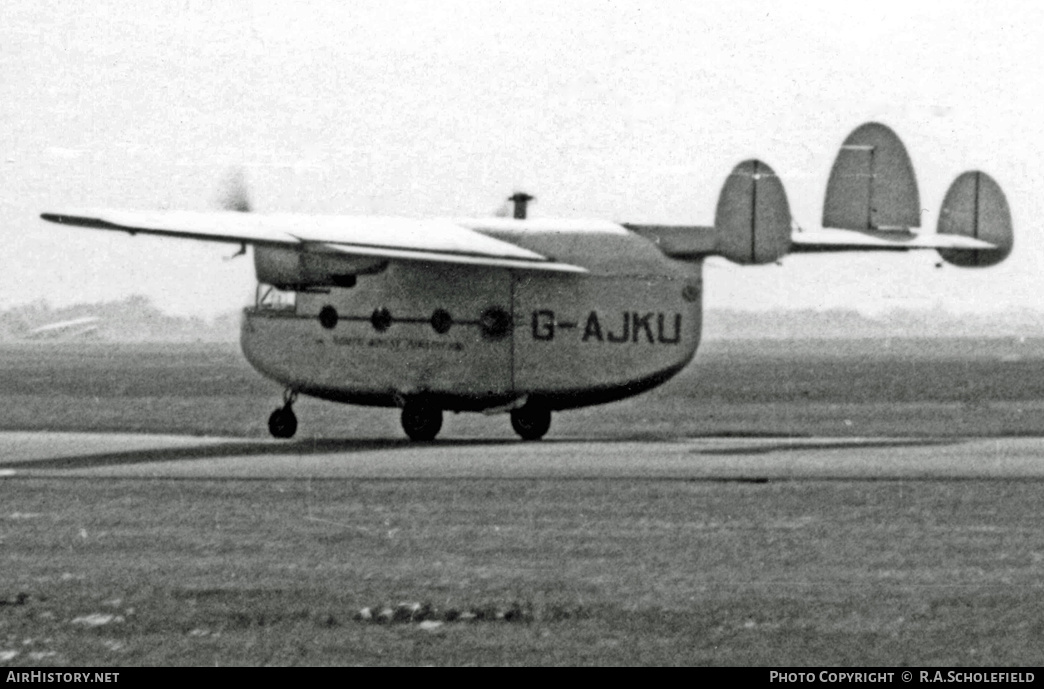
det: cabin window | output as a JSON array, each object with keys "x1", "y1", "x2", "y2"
[{"x1": 256, "y1": 283, "x2": 297, "y2": 312}]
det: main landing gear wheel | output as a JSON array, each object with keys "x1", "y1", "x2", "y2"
[
  {"x1": 510, "y1": 404, "x2": 551, "y2": 441},
  {"x1": 268, "y1": 389, "x2": 298, "y2": 439},
  {"x1": 401, "y1": 401, "x2": 442, "y2": 441}
]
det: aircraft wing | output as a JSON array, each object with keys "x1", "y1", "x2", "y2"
[
  {"x1": 789, "y1": 228, "x2": 999, "y2": 253},
  {"x1": 40, "y1": 209, "x2": 588, "y2": 273}
]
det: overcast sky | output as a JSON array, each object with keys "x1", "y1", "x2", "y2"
[{"x1": 2, "y1": 0, "x2": 1041, "y2": 318}]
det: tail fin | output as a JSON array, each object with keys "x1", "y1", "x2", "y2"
[
  {"x1": 713, "y1": 159, "x2": 792, "y2": 264},
  {"x1": 936, "y1": 171, "x2": 1013, "y2": 267},
  {"x1": 623, "y1": 159, "x2": 792, "y2": 265},
  {"x1": 822, "y1": 122, "x2": 921, "y2": 231}
]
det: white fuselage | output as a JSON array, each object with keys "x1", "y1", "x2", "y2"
[{"x1": 240, "y1": 221, "x2": 703, "y2": 411}]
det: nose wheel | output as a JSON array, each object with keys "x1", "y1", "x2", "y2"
[
  {"x1": 268, "y1": 389, "x2": 298, "y2": 439},
  {"x1": 401, "y1": 400, "x2": 442, "y2": 441},
  {"x1": 510, "y1": 403, "x2": 551, "y2": 441}
]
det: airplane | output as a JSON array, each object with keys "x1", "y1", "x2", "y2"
[
  {"x1": 40, "y1": 122, "x2": 1013, "y2": 441},
  {"x1": 25, "y1": 316, "x2": 100, "y2": 340}
]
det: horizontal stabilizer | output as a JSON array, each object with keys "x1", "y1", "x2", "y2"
[
  {"x1": 791, "y1": 227, "x2": 999, "y2": 253},
  {"x1": 621, "y1": 224, "x2": 717, "y2": 259}
]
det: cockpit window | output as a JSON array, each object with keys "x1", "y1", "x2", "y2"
[{"x1": 256, "y1": 283, "x2": 297, "y2": 311}]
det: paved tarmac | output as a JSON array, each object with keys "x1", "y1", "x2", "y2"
[{"x1": 2, "y1": 432, "x2": 1044, "y2": 480}]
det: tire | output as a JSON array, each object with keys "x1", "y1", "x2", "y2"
[
  {"x1": 401, "y1": 402, "x2": 442, "y2": 441},
  {"x1": 268, "y1": 406, "x2": 298, "y2": 439},
  {"x1": 510, "y1": 405, "x2": 551, "y2": 441}
]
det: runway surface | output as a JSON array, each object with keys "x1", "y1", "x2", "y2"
[{"x1": 2, "y1": 431, "x2": 1044, "y2": 480}]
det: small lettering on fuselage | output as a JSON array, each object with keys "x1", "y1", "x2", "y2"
[
  {"x1": 532, "y1": 310, "x2": 681, "y2": 344},
  {"x1": 331, "y1": 336, "x2": 464, "y2": 351}
]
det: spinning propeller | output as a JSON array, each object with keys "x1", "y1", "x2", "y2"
[
  {"x1": 216, "y1": 168, "x2": 252, "y2": 213},
  {"x1": 216, "y1": 169, "x2": 251, "y2": 258}
]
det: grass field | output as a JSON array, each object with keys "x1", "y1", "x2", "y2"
[
  {"x1": 3, "y1": 339, "x2": 1044, "y2": 666},
  {"x1": 2, "y1": 338, "x2": 1044, "y2": 439},
  {"x1": 5, "y1": 478, "x2": 1044, "y2": 666}
]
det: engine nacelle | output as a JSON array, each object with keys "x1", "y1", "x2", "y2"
[
  {"x1": 713, "y1": 159, "x2": 792, "y2": 265},
  {"x1": 254, "y1": 246, "x2": 387, "y2": 289},
  {"x1": 936, "y1": 171, "x2": 1013, "y2": 268}
]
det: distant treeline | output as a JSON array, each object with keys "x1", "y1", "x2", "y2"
[
  {"x1": 703, "y1": 308, "x2": 1044, "y2": 340},
  {"x1": 1, "y1": 296, "x2": 1041, "y2": 342}
]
